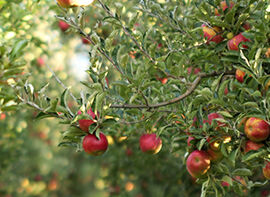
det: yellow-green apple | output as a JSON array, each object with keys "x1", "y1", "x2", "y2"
[
  {"x1": 244, "y1": 140, "x2": 264, "y2": 153},
  {"x1": 226, "y1": 32, "x2": 234, "y2": 39},
  {"x1": 139, "y1": 133, "x2": 162, "y2": 154},
  {"x1": 78, "y1": 109, "x2": 96, "y2": 132},
  {"x1": 235, "y1": 69, "x2": 245, "y2": 83},
  {"x1": 227, "y1": 33, "x2": 250, "y2": 51},
  {"x1": 58, "y1": 20, "x2": 70, "y2": 32},
  {"x1": 56, "y1": 0, "x2": 94, "y2": 8},
  {"x1": 186, "y1": 150, "x2": 211, "y2": 178},
  {"x1": 263, "y1": 161, "x2": 270, "y2": 179},
  {"x1": 202, "y1": 24, "x2": 224, "y2": 44},
  {"x1": 82, "y1": 132, "x2": 108, "y2": 156},
  {"x1": 244, "y1": 117, "x2": 270, "y2": 142},
  {"x1": 215, "y1": 1, "x2": 234, "y2": 16}
]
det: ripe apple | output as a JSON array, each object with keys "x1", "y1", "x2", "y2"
[
  {"x1": 78, "y1": 109, "x2": 96, "y2": 132},
  {"x1": 262, "y1": 161, "x2": 270, "y2": 179},
  {"x1": 202, "y1": 24, "x2": 224, "y2": 44},
  {"x1": 187, "y1": 67, "x2": 201, "y2": 75},
  {"x1": 265, "y1": 48, "x2": 270, "y2": 58},
  {"x1": 224, "y1": 86, "x2": 229, "y2": 95},
  {"x1": 82, "y1": 132, "x2": 108, "y2": 156},
  {"x1": 186, "y1": 150, "x2": 211, "y2": 178},
  {"x1": 226, "y1": 32, "x2": 234, "y2": 39},
  {"x1": 244, "y1": 117, "x2": 270, "y2": 142},
  {"x1": 37, "y1": 57, "x2": 45, "y2": 67},
  {"x1": 243, "y1": 22, "x2": 251, "y2": 30},
  {"x1": 156, "y1": 77, "x2": 168, "y2": 84},
  {"x1": 139, "y1": 133, "x2": 162, "y2": 154},
  {"x1": 207, "y1": 112, "x2": 225, "y2": 127},
  {"x1": 215, "y1": 1, "x2": 234, "y2": 16},
  {"x1": 82, "y1": 37, "x2": 91, "y2": 44},
  {"x1": 58, "y1": 20, "x2": 70, "y2": 32},
  {"x1": 56, "y1": 0, "x2": 94, "y2": 8},
  {"x1": 227, "y1": 33, "x2": 250, "y2": 51},
  {"x1": 235, "y1": 69, "x2": 245, "y2": 83},
  {"x1": 221, "y1": 181, "x2": 230, "y2": 187},
  {"x1": 0, "y1": 113, "x2": 6, "y2": 120},
  {"x1": 244, "y1": 140, "x2": 264, "y2": 153},
  {"x1": 125, "y1": 148, "x2": 133, "y2": 156}
]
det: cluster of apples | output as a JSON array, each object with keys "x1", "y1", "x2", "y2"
[
  {"x1": 185, "y1": 112, "x2": 270, "y2": 180},
  {"x1": 202, "y1": 1, "x2": 250, "y2": 50},
  {"x1": 79, "y1": 109, "x2": 162, "y2": 156}
]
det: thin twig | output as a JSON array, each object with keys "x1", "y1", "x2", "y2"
[
  {"x1": 97, "y1": 0, "x2": 156, "y2": 64},
  {"x1": 46, "y1": 63, "x2": 77, "y2": 102}
]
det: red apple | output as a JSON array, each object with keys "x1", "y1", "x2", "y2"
[
  {"x1": 227, "y1": 33, "x2": 250, "y2": 51},
  {"x1": 224, "y1": 86, "x2": 229, "y2": 95},
  {"x1": 0, "y1": 113, "x2": 6, "y2": 120},
  {"x1": 221, "y1": 181, "x2": 230, "y2": 187},
  {"x1": 187, "y1": 67, "x2": 201, "y2": 75},
  {"x1": 244, "y1": 117, "x2": 270, "y2": 142},
  {"x1": 58, "y1": 20, "x2": 70, "y2": 32},
  {"x1": 235, "y1": 69, "x2": 245, "y2": 83},
  {"x1": 156, "y1": 77, "x2": 168, "y2": 84},
  {"x1": 243, "y1": 22, "x2": 251, "y2": 30},
  {"x1": 186, "y1": 150, "x2": 211, "y2": 178},
  {"x1": 207, "y1": 112, "x2": 225, "y2": 127},
  {"x1": 37, "y1": 57, "x2": 45, "y2": 67},
  {"x1": 187, "y1": 136, "x2": 195, "y2": 147},
  {"x1": 82, "y1": 37, "x2": 91, "y2": 44},
  {"x1": 263, "y1": 161, "x2": 270, "y2": 180},
  {"x1": 125, "y1": 148, "x2": 133, "y2": 156},
  {"x1": 244, "y1": 140, "x2": 264, "y2": 153},
  {"x1": 82, "y1": 132, "x2": 108, "y2": 156},
  {"x1": 56, "y1": 0, "x2": 94, "y2": 8},
  {"x1": 202, "y1": 24, "x2": 224, "y2": 44},
  {"x1": 215, "y1": 1, "x2": 234, "y2": 16},
  {"x1": 139, "y1": 133, "x2": 162, "y2": 154},
  {"x1": 78, "y1": 109, "x2": 96, "y2": 132}
]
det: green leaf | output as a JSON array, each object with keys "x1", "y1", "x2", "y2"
[
  {"x1": 9, "y1": 39, "x2": 28, "y2": 60},
  {"x1": 232, "y1": 168, "x2": 252, "y2": 176}
]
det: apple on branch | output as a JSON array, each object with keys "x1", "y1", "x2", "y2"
[
  {"x1": 58, "y1": 20, "x2": 70, "y2": 32},
  {"x1": 83, "y1": 132, "x2": 108, "y2": 156},
  {"x1": 244, "y1": 117, "x2": 270, "y2": 142},
  {"x1": 139, "y1": 133, "x2": 162, "y2": 154},
  {"x1": 263, "y1": 161, "x2": 270, "y2": 180},
  {"x1": 56, "y1": 0, "x2": 94, "y2": 8},
  {"x1": 77, "y1": 109, "x2": 96, "y2": 132},
  {"x1": 227, "y1": 33, "x2": 250, "y2": 51},
  {"x1": 202, "y1": 24, "x2": 224, "y2": 44},
  {"x1": 186, "y1": 150, "x2": 211, "y2": 178}
]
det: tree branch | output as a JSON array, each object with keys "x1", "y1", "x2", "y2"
[{"x1": 110, "y1": 70, "x2": 235, "y2": 109}]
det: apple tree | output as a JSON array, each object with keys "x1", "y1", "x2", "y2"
[{"x1": 2, "y1": 0, "x2": 270, "y2": 196}]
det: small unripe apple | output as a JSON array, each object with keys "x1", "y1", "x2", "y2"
[
  {"x1": 244, "y1": 117, "x2": 270, "y2": 142},
  {"x1": 58, "y1": 20, "x2": 70, "y2": 32},
  {"x1": 263, "y1": 161, "x2": 270, "y2": 180},
  {"x1": 244, "y1": 140, "x2": 264, "y2": 153},
  {"x1": 215, "y1": 1, "x2": 234, "y2": 16},
  {"x1": 186, "y1": 150, "x2": 211, "y2": 178},
  {"x1": 202, "y1": 24, "x2": 224, "y2": 44},
  {"x1": 56, "y1": 0, "x2": 94, "y2": 8},
  {"x1": 226, "y1": 32, "x2": 234, "y2": 40},
  {"x1": 227, "y1": 33, "x2": 250, "y2": 51},
  {"x1": 82, "y1": 132, "x2": 108, "y2": 156},
  {"x1": 139, "y1": 133, "x2": 162, "y2": 154},
  {"x1": 78, "y1": 109, "x2": 96, "y2": 132}
]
